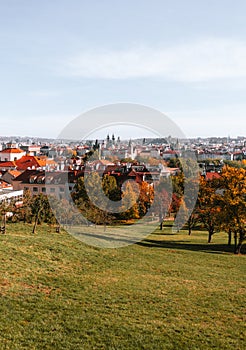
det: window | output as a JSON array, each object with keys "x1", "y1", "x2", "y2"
[
  {"x1": 42, "y1": 187, "x2": 46, "y2": 193},
  {"x1": 30, "y1": 176, "x2": 37, "y2": 184},
  {"x1": 33, "y1": 187, "x2": 38, "y2": 192},
  {"x1": 50, "y1": 188, "x2": 55, "y2": 193},
  {"x1": 46, "y1": 176, "x2": 53, "y2": 184},
  {"x1": 59, "y1": 187, "x2": 65, "y2": 192},
  {"x1": 37, "y1": 177, "x2": 45, "y2": 184}
]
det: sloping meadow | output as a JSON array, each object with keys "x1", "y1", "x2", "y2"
[{"x1": 0, "y1": 223, "x2": 245, "y2": 350}]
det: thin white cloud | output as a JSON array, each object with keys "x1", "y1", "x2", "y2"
[{"x1": 62, "y1": 38, "x2": 246, "y2": 82}]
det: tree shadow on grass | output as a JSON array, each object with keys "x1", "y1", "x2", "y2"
[{"x1": 137, "y1": 238, "x2": 246, "y2": 255}]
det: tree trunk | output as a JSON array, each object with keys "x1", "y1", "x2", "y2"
[
  {"x1": 235, "y1": 242, "x2": 242, "y2": 254},
  {"x1": 32, "y1": 210, "x2": 40, "y2": 234},
  {"x1": 234, "y1": 233, "x2": 238, "y2": 253},
  {"x1": 227, "y1": 230, "x2": 232, "y2": 246},
  {"x1": 159, "y1": 211, "x2": 163, "y2": 230},
  {"x1": 4, "y1": 214, "x2": 6, "y2": 234},
  {"x1": 234, "y1": 231, "x2": 244, "y2": 254},
  {"x1": 208, "y1": 230, "x2": 213, "y2": 243},
  {"x1": 1, "y1": 214, "x2": 6, "y2": 234},
  {"x1": 188, "y1": 224, "x2": 192, "y2": 236},
  {"x1": 32, "y1": 218, "x2": 38, "y2": 234}
]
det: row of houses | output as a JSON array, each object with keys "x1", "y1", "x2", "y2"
[
  {"x1": 2, "y1": 135, "x2": 246, "y2": 164},
  {"x1": 11, "y1": 162, "x2": 180, "y2": 199},
  {"x1": 196, "y1": 150, "x2": 245, "y2": 161},
  {"x1": 0, "y1": 141, "x2": 181, "y2": 164}
]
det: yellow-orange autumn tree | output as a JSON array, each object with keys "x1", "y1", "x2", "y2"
[
  {"x1": 218, "y1": 166, "x2": 246, "y2": 254},
  {"x1": 197, "y1": 175, "x2": 221, "y2": 243}
]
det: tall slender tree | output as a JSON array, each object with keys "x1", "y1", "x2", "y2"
[
  {"x1": 218, "y1": 166, "x2": 246, "y2": 254},
  {"x1": 197, "y1": 176, "x2": 221, "y2": 243}
]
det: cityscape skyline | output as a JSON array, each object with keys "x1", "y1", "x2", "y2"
[{"x1": 0, "y1": 132, "x2": 246, "y2": 142}]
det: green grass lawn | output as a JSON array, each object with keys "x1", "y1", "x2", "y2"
[{"x1": 0, "y1": 223, "x2": 245, "y2": 349}]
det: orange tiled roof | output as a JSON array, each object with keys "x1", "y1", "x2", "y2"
[
  {"x1": 0, "y1": 180, "x2": 13, "y2": 189},
  {"x1": 15, "y1": 156, "x2": 47, "y2": 170},
  {"x1": 98, "y1": 160, "x2": 115, "y2": 165},
  {"x1": 8, "y1": 170, "x2": 22, "y2": 178},
  {"x1": 12, "y1": 155, "x2": 57, "y2": 170},
  {"x1": 35, "y1": 156, "x2": 47, "y2": 167},
  {"x1": 45, "y1": 159, "x2": 57, "y2": 165}
]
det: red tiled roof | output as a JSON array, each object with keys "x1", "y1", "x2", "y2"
[
  {"x1": 14, "y1": 169, "x2": 83, "y2": 185},
  {"x1": 128, "y1": 170, "x2": 137, "y2": 177},
  {"x1": 0, "y1": 156, "x2": 56, "y2": 171},
  {"x1": 163, "y1": 150, "x2": 177, "y2": 154},
  {"x1": 0, "y1": 161, "x2": 17, "y2": 168},
  {"x1": 0, "y1": 148, "x2": 24, "y2": 154},
  {"x1": 205, "y1": 172, "x2": 221, "y2": 181}
]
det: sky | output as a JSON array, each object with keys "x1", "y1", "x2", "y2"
[{"x1": 1, "y1": 0, "x2": 246, "y2": 139}]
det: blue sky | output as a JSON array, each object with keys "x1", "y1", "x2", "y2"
[{"x1": 1, "y1": 0, "x2": 246, "y2": 138}]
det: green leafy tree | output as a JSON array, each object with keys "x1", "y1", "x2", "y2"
[
  {"x1": 102, "y1": 174, "x2": 121, "y2": 202},
  {"x1": 18, "y1": 189, "x2": 33, "y2": 223},
  {"x1": 31, "y1": 194, "x2": 52, "y2": 234},
  {"x1": 73, "y1": 173, "x2": 118, "y2": 227}
]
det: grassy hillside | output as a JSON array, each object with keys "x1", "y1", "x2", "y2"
[{"x1": 0, "y1": 223, "x2": 245, "y2": 349}]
